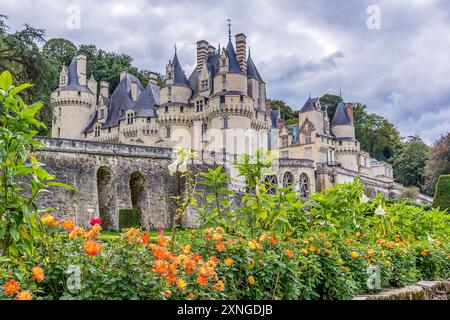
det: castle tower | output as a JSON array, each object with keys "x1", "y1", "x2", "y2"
[
  {"x1": 331, "y1": 99, "x2": 359, "y2": 171},
  {"x1": 157, "y1": 48, "x2": 193, "y2": 149},
  {"x1": 51, "y1": 53, "x2": 96, "y2": 139}
]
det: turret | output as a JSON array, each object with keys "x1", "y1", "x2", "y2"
[
  {"x1": 331, "y1": 99, "x2": 355, "y2": 139},
  {"x1": 59, "y1": 63, "x2": 68, "y2": 86},
  {"x1": 87, "y1": 74, "x2": 97, "y2": 98}
]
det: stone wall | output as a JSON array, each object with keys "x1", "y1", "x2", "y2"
[
  {"x1": 34, "y1": 137, "x2": 179, "y2": 230},
  {"x1": 353, "y1": 281, "x2": 450, "y2": 300}
]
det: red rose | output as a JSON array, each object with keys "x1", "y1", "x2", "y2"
[{"x1": 90, "y1": 217, "x2": 102, "y2": 226}]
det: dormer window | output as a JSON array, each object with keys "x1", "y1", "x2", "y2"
[
  {"x1": 201, "y1": 80, "x2": 208, "y2": 91},
  {"x1": 99, "y1": 109, "x2": 105, "y2": 119},
  {"x1": 77, "y1": 91, "x2": 81, "y2": 97},
  {"x1": 94, "y1": 125, "x2": 101, "y2": 137},
  {"x1": 305, "y1": 132, "x2": 312, "y2": 144},
  {"x1": 126, "y1": 111, "x2": 134, "y2": 125}
]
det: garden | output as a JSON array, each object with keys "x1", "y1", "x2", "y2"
[{"x1": 0, "y1": 70, "x2": 449, "y2": 300}]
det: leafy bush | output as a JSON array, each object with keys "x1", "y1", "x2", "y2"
[
  {"x1": 433, "y1": 175, "x2": 450, "y2": 212},
  {"x1": 119, "y1": 209, "x2": 140, "y2": 230}
]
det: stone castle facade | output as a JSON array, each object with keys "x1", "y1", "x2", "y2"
[{"x1": 50, "y1": 29, "x2": 426, "y2": 205}]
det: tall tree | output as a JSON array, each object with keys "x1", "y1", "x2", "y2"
[
  {"x1": 42, "y1": 38, "x2": 77, "y2": 66},
  {"x1": 391, "y1": 135, "x2": 429, "y2": 189},
  {"x1": 423, "y1": 133, "x2": 450, "y2": 195},
  {"x1": 270, "y1": 100, "x2": 296, "y2": 123}
]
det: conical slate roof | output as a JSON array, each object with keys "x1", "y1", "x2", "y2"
[
  {"x1": 225, "y1": 40, "x2": 241, "y2": 73},
  {"x1": 299, "y1": 97, "x2": 319, "y2": 113},
  {"x1": 55, "y1": 56, "x2": 92, "y2": 93},
  {"x1": 246, "y1": 52, "x2": 263, "y2": 81},
  {"x1": 171, "y1": 52, "x2": 189, "y2": 85},
  {"x1": 331, "y1": 100, "x2": 352, "y2": 126}
]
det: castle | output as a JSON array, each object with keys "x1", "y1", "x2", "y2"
[{"x1": 50, "y1": 28, "x2": 413, "y2": 203}]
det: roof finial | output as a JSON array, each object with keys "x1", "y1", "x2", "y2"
[
  {"x1": 248, "y1": 46, "x2": 251, "y2": 57},
  {"x1": 227, "y1": 19, "x2": 232, "y2": 42},
  {"x1": 339, "y1": 84, "x2": 342, "y2": 99},
  {"x1": 174, "y1": 43, "x2": 177, "y2": 55},
  {"x1": 309, "y1": 91, "x2": 311, "y2": 99}
]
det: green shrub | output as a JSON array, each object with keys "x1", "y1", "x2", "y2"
[
  {"x1": 119, "y1": 209, "x2": 140, "y2": 230},
  {"x1": 433, "y1": 175, "x2": 450, "y2": 211}
]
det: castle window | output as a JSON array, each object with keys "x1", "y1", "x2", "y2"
[
  {"x1": 77, "y1": 91, "x2": 81, "y2": 97},
  {"x1": 339, "y1": 141, "x2": 343, "y2": 146},
  {"x1": 264, "y1": 114, "x2": 267, "y2": 121},
  {"x1": 108, "y1": 127, "x2": 111, "y2": 133},
  {"x1": 165, "y1": 106, "x2": 169, "y2": 113},
  {"x1": 196, "y1": 100, "x2": 204, "y2": 112},
  {"x1": 84, "y1": 133, "x2": 87, "y2": 138},
  {"x1": 147, "y1": 117, "x2": 151, "y2": 123},
  {"x1": 201, "y1": 122, "x2": 208, "y2": 135},
  {"x1": 127, "y1": 112, "x2": 134, "y2": 124},
  {"x1": 282, "y1": 136, "x2": 289, "y2": 148},
  {"x1": 180, "y1": 106, "x2": 184, "y2": 113},
  {"x1": 58, "y1": 108, "x2": 61, "y2": 116},
  {"x1": 166, "y1": 126, "x2": 171, "y2": 138},
  {"x1": 57, "y1": 91, "x2": 60, "y2": 96},
  {"x1": 168, "y1": 72, "x2": 172, "y2": 80},
  {"x1": 305, "y1": 132, "x2": 312, "y2": 144},
  {"x1": 223, "y1": 117, "x2": 228, "y2": 129},
  {"x1": 94, "y1": 125, "x2": 101, "y2": 137},
  {"x1": 220, "y1": 96, "x2": 225, "y2": 104},
  {"x1": 57, "y1": 127, "x2": 61, "y2": 138},
  {"x1": 222, "y1": 74, "x2": 226, "y2": 84},
  {"x1": 201, "y1": 80, "x2": 208, "y2": 91},
  {"x1": 100, "y1": 109, "x2": 104, "y2": 119},
  {"x1": 299, "y1": 173, "x2": 310, "y2": 197},
  {"x1": 240, "y1": 95, "x2": 244, "y2": 102}
]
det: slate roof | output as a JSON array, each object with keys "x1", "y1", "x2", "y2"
[
  {"x1": 55, "y1": 56, "x2": 93, "y2": 94},
  {"x1": 247, "y1": 52, "x2": 263, "y2": 81},
  {"x1": 225, "y1": 40, "x2": 242, "y2": 73},
  {"x1": 331, "y1": 99, "x2": 353, "y2": 126},
  {"x1": 171, "y1": 52, "x2": 189, "y2": 86},
  {"x1": 299, "y1": 97, "x2": 319, "y2": 113}
]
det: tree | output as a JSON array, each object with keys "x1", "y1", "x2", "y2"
[
  {"x1": 423, "y1": 133, "x2": 450, "y2": 195},
  {"x1": 42, "y1": 38, "x2": 77, "y2": 66},
  {"x1": 391, "y1": 136, "x2": 429, "y2": 189},
  {"x1": 270, "y1": 100, "x2": 296, "y2": 123},
  {"x1": 432, "y1": 175, "x2": 450, "y2": 211}
]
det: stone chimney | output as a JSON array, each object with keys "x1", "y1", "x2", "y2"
[
  {"x1": 87, "y1": 74, "x2": 97, "y2": 97},
  {"x1": 196, "y1": 40, "x2": 209, "y2": 74},
  {"x1": 235, "y1": 33, "x2": 247, "y2": 73},
  {"x1": 265, "y1": 99, "x2": 272, "y2": 114},
  {"x1": 148, "y1": 72, "x2": 158, "y2": 85},
  {"x1": 345, "y1": 103, "x2": 354, "y2": 122},
  {"x1": 120, "y1": 68, "x2": 127, "y2": 81},
  {"x1": 100, "y1": 81, "x2": 109, "y2": 98},
  {"x1": 76, "y1": 52, "x2": 87, "y2": 86},
  {"x1": 131, "y1": 80, "x2": 138, "y2": 101},
  {"x1": 208, "y1": 45, "x2": 216, "y2": 54}
]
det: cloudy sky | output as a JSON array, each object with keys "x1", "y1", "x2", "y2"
[{"x1": 2, "y1": 0, "x2": 449, "y2": 143}]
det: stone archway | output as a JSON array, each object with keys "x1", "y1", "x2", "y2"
[
  {"x1": 97, "y1": 166, "x2": 114, "y2": 230},
  {"x1": 129, "y1": 171, "x2": 145, "y2": 225},
  {"x1": 264, "y1": 175, "x2": 278, "y2": 195},
  {"x1": 282, "y1": 172, "x2": 294, "y2": 188},
  {"x1": 299, "y1": 173, "x2": 310, "y2": 197}
]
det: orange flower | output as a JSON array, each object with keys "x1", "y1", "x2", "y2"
[
  {"x1": 15, "y1": 291, "x2": 32, "y2": 300},
  {"x1": 366, "y1": 249, "x2": 375, "y2": 258},
  {"x1": 192, "y1": 253, "x2": 202, "y2": 263},
  {"x1": 196, "y1": 275, "x2": 208, "y2": 286},
  {"x1": 308, "y1": 246, "x2": 317, "y2": 253},
  {"x1": 176, "y1": 278, "x2": 187, "y2": 290},
  {"x1": 400, "y1": 248, "x2": 407, "y2": 253},
  {"x1": 224, "y1": 257, "x2": 233, "y2": 267},
  {"x1": 2, "y1": 280, "x2": 20, "y2": 297},
  {"x1": 301, "y1": 249, "x2": 308, "y2": 255},
  {"x1": 165, "y1": 273, "x2": 177, "y2": 284},
  {"x1": 63, "y1": 220, "x2": 75, "y2": 232},
  {"x1": 153, "y1": 260, "x2": 169, "y2": 275},
  {"x1": 69, "y1": 226, "x2": 85, "y2": 239},
  {"x1": 164, "y1": 290, "x2": 172, "y2": 299},
  {"x1": 346, "y1": 239, "x2": 354, "y2": 245},
  {"x1": 157, "y1": 235, "x2": 170, "y2": 247},
  {"x1": 323, "y1": 248, "x2": 330, "y2": 254},
  {"x1": 31, "y1": 266, "x2": 45, "y2": 283},
  {"x1": 269, "y1": 235, "x2": 277, "y2": 244},
  {"x1": 386, "y1": 241, "x2": 394, "y2": 248},
  {"x1": 355, "y1": 231, "x2": 361, "y2": 237},
  {"x1": 168, "y1": 263, "x2": 178, "y2": 275},
  {"x1": 83, "y1": 240, "x2": 101, "y2": 256},
  {"x1": 153, "y1": 246, "x2": 168, "y2": 260},
  {"x1": 181, "y1": 244, "x2": 191, "y2": 254},
  {"x1": 319, "y1": 232, "x2": 326, "y2": 238},
  {"x1": 215, "y1": 242, "x2": 227, "y2": 251},
  {"x1": 421, "y1": 249, "x2": 428, "y2": 256},
  {"x1": 258, "y1": 232, "x2": 268, "y2": 242},
  {"x1": 248, "y1": 240, "x2": 260, "y2": 250},
  {"x1": 284, "y1": 249, "x2": 294, "y2": 258},
  {"x1": 41, "y1": 214, "x2": 58, "y2": 226},
  {"x1": 213, "y1": 280, "x2": 225, "y2": 291},
  {"x1": 208, "y1": 256, "x2": 219, "y2": 267},
  {"x1": 141, "y1": 233, "x2": 150, "y2": 245},
  {"x1": 325, "y1": 241, "x2": 332, "y2": 247},
  {"x1": 350, "y1": 251, "x2": 359, "y2": 259},
  {"x1": 213, "y1": 233, "x2": 223, "y2": 241},
  {"x1": 248, "y1": 275, "x2": 255, "y2": 285}
]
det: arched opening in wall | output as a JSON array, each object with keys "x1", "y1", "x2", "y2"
[
  {"x1": 97, "y1": 166, "x2": 114, "y2": 230},
  {"x1": 282, "y1": 172, "x2": 294, "y2": 188},
  {"x1": 129, "y1": 171, "x2": 145, "y2": 225},
  {"x1": 299, "y1": 173, "x2": 310, "y2": 197},
  {"x1": 264, "y1": 175, "x2": 278, "y2": 195}
]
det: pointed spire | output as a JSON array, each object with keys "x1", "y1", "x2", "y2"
[
  {"x1": 227, "y1": 19, "x2": 232, "y2": 42},
  {"x1": 174, "y1": 43, "x2": 177, "y2": 55}
]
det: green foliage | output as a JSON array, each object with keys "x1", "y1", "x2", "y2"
[
  {"x1": 118, "y1": 209, "x2": 141, "y2": 230},
  {"x1": 424, "y1": 133, "x2": 450, "y2": 195},
  {"x1": 392, "y1": 135, "x2": 429, "y2": 189},
  {"x1": 432, "y1": 175, "x2": 450, "y2": 212},
  {"x1": 270, "y1": 100, "x2": 296, "y2": 122},
  {"x1": 0, "y1": 71, "x2": 74, "y2": 256},
  {"x1": 42, "y1": 38, "x2": 77, "y2": 66},
  {"x1": 198, "y1": 166, "x2": 234, "y2": 229}
]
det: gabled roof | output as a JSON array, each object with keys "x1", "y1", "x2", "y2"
[
  {"x1": 331, "y1": 99, "x2": 352, "y2": 126},
  {"x1": 55, "y1": 56, "x2": 93, "y2": 94},
  {"x1": 246, "y1": 52, "x2": 263, "y2": 81},
  {"x1": 130, "y1": 82, "x2": 160, "y2": 118},
  {"x1": 225, "y1": 40, "x2": 241, "y2": 73},
  {"x1": 171, "y1": 52, "x2": 189, "y2": 85},
  {"x1": 299, "y1": 97, "x2": 319, "y2": 113}
]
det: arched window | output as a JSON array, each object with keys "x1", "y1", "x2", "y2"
[
  {"x1": 264, "y1": 175, "x2": 278, "y2": 195},
  {"x1": 223, "y1": 117, "x2": 228, "y2": 129},
  {"x1": 299, "y1": 173, "x2": 310, "y2": 197},
  {"x1": 282, "y1": 172, "x2": 294, "y2": 188}
]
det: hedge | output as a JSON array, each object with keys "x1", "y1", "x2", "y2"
[
  {"x1": 119, "y1": 209, "x2": 141, "y2": 230},
  {"x1": 432, "y1": 175, "x2": 450, "y2": 211}
]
